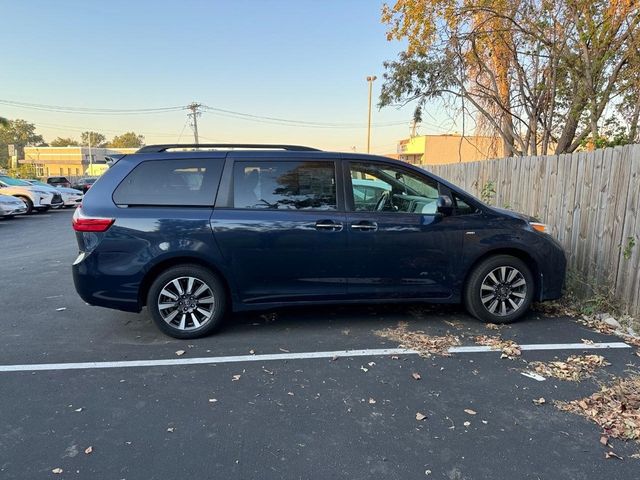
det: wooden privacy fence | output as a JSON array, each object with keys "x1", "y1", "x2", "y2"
[{"x1": 428, "y1": 144, "x2": 640, "y2": 316}]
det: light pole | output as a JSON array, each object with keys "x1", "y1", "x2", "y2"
[{"x1": 366, "y1": 75, "x2": 377, "y2": 153}]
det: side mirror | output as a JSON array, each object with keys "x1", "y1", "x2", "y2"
[{"x1": 437, "y1": 195, "x2": 453, "y2": 214}]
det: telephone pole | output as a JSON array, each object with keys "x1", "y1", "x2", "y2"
[
  {"x1": 366, "y1": 76, "x2": 377, "y2": 153},
  {"x1": 187, "y1": 102, "x2": 203, "y2": 144}
]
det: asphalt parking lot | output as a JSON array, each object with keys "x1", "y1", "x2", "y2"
[{"x1": 1, "y1": 209, "x2": 639, "y2": 479}]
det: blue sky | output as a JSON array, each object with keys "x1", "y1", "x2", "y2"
[{"x1": 1, "y1": 0, "x2": 454, "y2": 153}]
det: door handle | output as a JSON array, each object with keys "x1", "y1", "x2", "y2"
[
  {"x1": 351, "y1": 221, "x2": 378, "y2": 232},
  {"x1": 315, "y1": 220, "x2": 343, "y2": 231}
]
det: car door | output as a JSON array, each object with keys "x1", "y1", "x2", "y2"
[
  {"x1": 343, "y1": 159, "x2": 463, "y2": 299},
  {"x1": 211, "y1": 154, "x2": 347, "y2": 304}
]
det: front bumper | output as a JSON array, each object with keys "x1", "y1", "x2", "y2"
[{"x1": 0, "y1": 203, "x2": 27, "y2": 216}]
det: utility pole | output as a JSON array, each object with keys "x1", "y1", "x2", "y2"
[
  {"x1": 366, "y1": 76, "x2": 377, "y2": 153},
  {"x1": 88, "y1": 131, "x2": 93, "y2": 174},
  {"x1": 187, "y1": 102, "x2": 203, "y2": 144}
]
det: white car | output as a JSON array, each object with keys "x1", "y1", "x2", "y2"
[
  {"x1": 0, "y1": 193, "x2": 28, "y2": 217},
  {"x1": 24, "y1": 179, "x2": 83, "y2": 208},
  {"x1": 0, "y1": 175, "x2": 63, "y2": 214}
]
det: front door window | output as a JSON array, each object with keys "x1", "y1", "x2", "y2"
[{"x1": 349, "y1": 162, "x2": 439, "y2": 214}]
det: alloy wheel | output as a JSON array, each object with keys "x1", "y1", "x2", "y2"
[
  {"x1": 479, "y1": 266, "x2": 527, "y2": 317},
  {"x1": 157, "y1": 276, "x2": 215, "y2": 330}
]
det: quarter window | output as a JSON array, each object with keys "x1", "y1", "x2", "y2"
[
  {"x1": 113, "y1": 159, "x2": 222, "y2": 206},
  {"x1": 349, "y1": 162, "x2": 439, "y2": 214},
  {"x1": 233, "y1": 161, "x2": 336, "y2": 210}
]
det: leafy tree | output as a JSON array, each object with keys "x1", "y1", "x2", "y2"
[
  {"x1": 0, "y1": 119, "x2": 45, "y2": 167},
  {"x1": 80, "y1": 131, "x2": 107, "y2": 147},
  {"x1": 108, "y1": 131, "x2": 145, "y2": 148},
  {"x1": 0, "y1": 117, "x2": 8, "y2": 127},
  {"x1": 380, "y1": 0, "x2": 640, "y2": 155},
  {"x1": 50, "y1": 137, "x2": 80, "y2": 147}
]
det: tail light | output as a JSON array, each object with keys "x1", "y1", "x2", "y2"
[{"x1": 72, "y1": 206, "x2": 114, "y2": 232}]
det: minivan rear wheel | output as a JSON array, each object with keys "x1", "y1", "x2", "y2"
[
  {"x1": 147, "y1": 265, "x2": 227, "y2": 339},
  {"x1": 464, "y1": 255, "x2": 534, "y2": 324}
]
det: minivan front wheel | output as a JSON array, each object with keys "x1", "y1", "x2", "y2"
[
  {"x1": 147, "y1": 265, "x2": 227, "y2": 339},
  {"x1": 464, "y1": 255, "x2": 534, "y2": 324}
]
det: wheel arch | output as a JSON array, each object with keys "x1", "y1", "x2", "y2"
[
  {"x1": 463, "y1": 248, "x2": 541, "y2": 300},
  {"x1": 138, "y1": 256, "x2": 233, "y2": 308}
]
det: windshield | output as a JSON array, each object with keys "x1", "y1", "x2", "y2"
[{"x1": 0, "y1": 176, "x2": 32, "y2": 186}]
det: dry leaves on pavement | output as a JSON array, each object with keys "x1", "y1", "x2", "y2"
[
  {"x1": 474, "y1": 335, "x2": 522, "y2": 359},
  {"x1": 557, "y1": 375, "x2": 640, "y2": 443},
  {"x1": 530, "y1": 355, "x2": 610, "y2": 381},
  {"x1": 375, "y1": 322, "x2": 460, "y2": 357}
]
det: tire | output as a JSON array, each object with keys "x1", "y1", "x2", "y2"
[
  {"x1": 16, "y1": 196, "x2": 33, "y2": 215},
  {"x1": 464, "y1": 255, "x2": 534, "y2": 324},
  {"x1": 147, "y1": 264, "x2": 227, "y2": 339}
]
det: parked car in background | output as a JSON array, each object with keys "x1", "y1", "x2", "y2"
[
  {"x1": 47, "y1": 176, "x2": 72, "y2": 188},
  {"x1": 0, "y1": 193, "x2": 28, "y2": 218},
  {"x1": 72, "y1": 177, "x2": 98, "y2": 193},
  {"x1": 24, "y1": 179, "x2": 83, "y2": 208},
  {"x1": 0, "y1": 175, "x2": 62, "y2": 214},
  {"x1": 72, "y1": 144, "x2": 566, "y2": 339}
]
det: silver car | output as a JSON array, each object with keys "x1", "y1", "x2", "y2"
[{"x1": 0, "y1": 193, "x2": 28, "y2": 217}]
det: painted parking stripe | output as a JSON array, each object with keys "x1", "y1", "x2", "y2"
[
  {"x1": 0, "y1": 342, "x2": 631, "y2": 373},
  {"x1": 449, "y1": 341, "x2": 630, "y2": 353}
]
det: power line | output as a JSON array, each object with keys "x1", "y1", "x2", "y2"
[{"x1": 0, "y1": 99, "x2": 186, "y2": 115}]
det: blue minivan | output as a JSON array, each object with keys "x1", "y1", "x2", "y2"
[{"x1": 72, "y1": 144, "x2": 566, "y2": 338}]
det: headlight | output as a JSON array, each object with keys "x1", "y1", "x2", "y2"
[{"x1": 530, "y1": 222, "x2": 548, "y2": 233}]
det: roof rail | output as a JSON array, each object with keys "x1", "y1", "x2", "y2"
[{"x1": 136, "y1": 143, "x2": 321, "y2": 153}]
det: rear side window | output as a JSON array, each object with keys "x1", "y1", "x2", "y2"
[
  {"x1": 113, "y1": 159, "x2": 222, "y2": 206},
  {"x1": 233, "y1": 161, "x2": 336, "y2": 210}
]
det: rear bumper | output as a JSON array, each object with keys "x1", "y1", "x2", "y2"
[{"x1": 72, "y1": 251, "x2": 142, "y2": 313}]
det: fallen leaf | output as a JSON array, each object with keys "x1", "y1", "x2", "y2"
[
  {"x1": 175, "y1": 350, "x2": 185, "y2": 356},
  {"x1": 391, "y1": 355, "x2": 399, "y2": 360},
  {"x1": 485, "y1": 323, "x2": 500, "y2": 330},
  {"x1": 368, "y1": 398, "x2": 376, "y2": 404},
  {"x1": 464, "y1": 409, "x2": 477, "y2": 415},
  {"x1": 167, "y1": 427, "x2": 175, "y2": 432},
  {"x1": 531, "y1": 355, "x2": 610, "y2": 381},
  {"x1": 279, "y1": 348, "x2": 290, "y2": 353},
  {"x1": 55, "y1": 307, "x2": 66, "y2": 312},
  {"x1": 74, "y1": 408, "x2": 83, "y2": 412},
  {"x1": 208, "y1": 398, "x2": 217, "y2": 403},
  {"x1": 360, "y1": 366, "x2": 369, "y2": 373},
  {"x1": 232, "y1": 374, "x2": 241, "y2": 381},
  {"x1": 600, "y1": 436, "x2": 609, "y2": 446},
  {"x1": 416, "y1": 412, "x2": 427, "y2": 421},
  {"x1": 412, "y1": 372, "x2": 422, "y2": 381},
  {"x1": 463, "y1": 421, "x2": 471, "y2": 427},
  {"x1": 249, "y1": 349, "x2": 255, "y2": 355},
  {"x1": 84, "y1": 446, "x2": 93, "y2": 455},
  {"x1": 605, "y1": 451, "x2": 623, "y2": 460},
  {"x1": 376, "y1": 322, "x2": 460, "y2": 357},
  {"x1": 533, "y1": 397, "x2": 546, "y2": 405},
  {"x1": 581, "y1": 338, "x2": 595, "y2": 345},
  {"x1": 52, "y1": 468, "x2": 63, "y2": 474},
  {"x1": 331, "y1": 355, "x2": 338, "y2": 362},
  {"x1": 287, "y1": 392, "x2": 294, "y2": 396}
]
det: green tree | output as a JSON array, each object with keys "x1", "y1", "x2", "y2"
[
  {"x1": 108, "y1": 131, "x2": 145, "y2": 148},
  {"x1": 0, "y1": 119, "x2": 45, "y2": 168},
  {"x1": 50, "y1": 137, "x2": 80, "y2": 147},
  {"x1": 80, "y1": 131, "x2": 107, "y2": 147},
  {"x1": 0, "y1": 117, "x2": 8, "y2": 127},
  {"x1": 380, "y1": 0, "x2": 640, "y2": 155}
]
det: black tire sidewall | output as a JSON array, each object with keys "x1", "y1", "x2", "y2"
[
  {"x1": 147, "y1": 265, "x2": 227, "y2": 339},
  {"x1": 464, "y1": 255, "x2": 534, "y2": 324},
  {"x1": 16, "y1": 196, "x2": 33, "y2": 215}
]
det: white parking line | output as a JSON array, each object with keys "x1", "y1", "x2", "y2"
[{"x1": 0, "y1": 342, "x2": 631, "y2": 373}]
